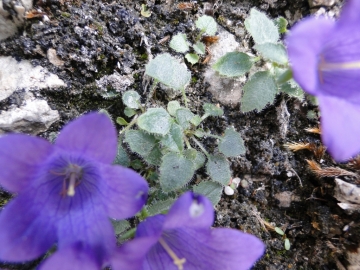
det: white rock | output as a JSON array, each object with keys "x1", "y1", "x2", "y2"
[
  {"x1": 0, "y1": 56, "x2": 66, "y2": 101},
  {"x1": 203, "y1": 27, "x2": 245, "y2": 107},
  {"x1": 0, "y1": 94, "x2": 59, "y2": 135},
  {"x1": 224, "y1": 185, "x2": 235, "y2": 196},
  {"x1": 0, "y1": 0, "x2": 32, "y2": 40}
]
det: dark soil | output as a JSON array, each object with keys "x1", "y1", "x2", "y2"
[{"x1": 2, "y1": 0, "x2": 359, "y2": 269}]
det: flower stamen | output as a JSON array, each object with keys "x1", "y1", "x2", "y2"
[
  {"x1": 51, "y1": 163, "x2": 83, "y2": 197},
  {"x1": 158, "y1": 237, "x2": 186, "y2": 270},
  {"x1": 318, "y1": 55, "x2": 360, "y2": 84}
]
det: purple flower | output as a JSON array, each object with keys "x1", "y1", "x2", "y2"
[
  {"x1": 111, "y1": 192, "x2": 265, "y2": 270},
  {"x1": 0, "y1": 112, "x2": 148, "y2": 269},
  {"x1": 286, "y1": 0, "x2": 360, "y2": 161}
]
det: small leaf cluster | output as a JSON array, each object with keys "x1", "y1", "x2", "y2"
[
  {"x1": 212, "y1": 8, "x2": 303, "y2": 113},
  {"x1": 169, "y1": 15, "x2": 217, "y2": 65},
  {"x1": 118, "y1": 93, "x2": 246, "y2": 207}
]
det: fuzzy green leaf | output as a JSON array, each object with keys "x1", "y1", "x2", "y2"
[
  {"x1": 122, "y1": 90, "x2": 141, "y2": 109},
  {"x1": 183, "y1": 149, "x2": 206, "y2": 170},
  {"x1": 116, "y1": 117, "x2": 128, "y2": 126},
  {"x1": 145, "y1": 53, "x2": 191, "y2": 91},
  {"x1": 213, "y1": 52, "x2": 253, "y2": 77},
  {"x1": 114, "y1": 144, "x2": 130, "y2": 167},
  {"x1": 194, "y1": 129, "x2": 206, "y2": 138},
  {"x1": 193, "y1": 181, "x2": 223, "y2": 206},
  {"x1": 143, "y1": 144, "x2": 162, "y2": 166},
  {"x1": 111, "y1": 219, "x2": 131, "y2": 235},
  {"x1": 124, "y1": 107, "x2": 137, "y2": 118},
  {"x1": 219, "y1": 127, "x2": 246, "y2": 157},
  {"x1": 284, "y1": 238, "x2": 291, "y2": 250},
  {"x1": 160, "y1": 123, "x2": 184, "y2": 153},
  {"x1": 167, "y1": 101, "x2": 181, "y2": 116},
  {"x1": 206, "y1": 154, "x2": 231, "y2": 185},
  {"x1": 244, "y1": 8, "x2": 279, "y2": 44},
  {"x1": 195, "y1": 15, "x2": 217, "y2": 35},
  {"x1": 241, "y1": 71, "x2": 277, "y2": 112},
  {"x1": 203, "y1": 103, "x2": 223, "y2": 117},
  {"x1": 254, "y1": 43, "x2": 288, "y2": 65},
  {"x1": 275, "y1": 227, "x2": 285, "y2": 236},
  {"x1": 137, "y1": 108, "x2": 171, "y2": 136},
  {"x1": 160, "y1": 152, "x2": 195, "y2": 192},
  {"x1": 124, "y1": 130, "x2": 157, "y2": 157},
  {"x1": 190, "y1": 115, "x2": 202, "y2": 126},
  {"x1": 147, "y1": 198, "x2": 177, "y2": 216},
  {"x1": 274, "y1": 16, "x2": 288, "y2": 34},
  {"x1": 193, "y1": 41, "x2": 206, "y2": 55},
  {"x1": 170, "y1": 33, "x2": 190, "y2": 53},
  {"x1": 279, "y1": 80, "x2": 304, "y2": 100},
  {"x1": 176, "y1": 108, "x2": 194, "y2": 130},
  {"x1": 185, "y1": 53, "x2": 199, "y2": 65}
]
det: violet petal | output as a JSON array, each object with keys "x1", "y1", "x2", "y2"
[
  {"x1": 0, "y1": 191, "x2": 56, "y2": 262},
  {"x1": 55, "y1": 113, "x2": 117, "y2": 163},
  {"x1": 0, "y1": 134, "x2": 52, "y2": 193},
  {"x1": 319, "y1": 94, "x2": 360, "y2": 161},
  {"x1": 164, "y1": 192, "x2": 214, "y2": 230},
  {"x1": 38, "y1": 243, "x2": 100, "y2": 270},
  {"x1": 100, "y1": 164, "x2": 149, "y2": 219},
  {"x1": 286, "y1": 17, "x2": 335, "y2": 95}
]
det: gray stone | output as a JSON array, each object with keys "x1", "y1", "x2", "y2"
[
  {"x1": 308, "y1": 0, "x2": 335, "y2": 8},
  {"x1": 0, "y1": 0, "x2": 32, "y2": 40},
  {"x1": 203, "y1": 27, "x2": 246, "y2": 107},
  {"x1": 0, "y1": 56, "x2": 66, "y2": 101},
  {"x1": 96, "y1": 71, "x2": 134, "y2": 93},
  {"x1": 0, "y1": 93, "x2": 59, "y2": 135}
]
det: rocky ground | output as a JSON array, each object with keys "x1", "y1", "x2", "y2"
[{"x1": 1, "y1": 0, "x2": 360, "y2": 269}]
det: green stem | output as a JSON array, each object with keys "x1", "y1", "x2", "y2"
[
  {"x1": 184, "y1": 136, "x2": 192, "y2": 149},
  {"x1": 200, "y1": 113, "x2": 209, "y2": 122},
  {"x1": 204, "y1": 133, "x2": 222, "y2": 140},
  {"x1": 277, "y1": 68, "x2": 293, "y2": 85},
  {"x1": 191, "y1": 137, "x2": 209, "y2": 157},
  {"x1": 119, "y1": 115, "x2": 138, "y2": 135},
  {"x1": 119, "y1": 228, "x2": 137, "y2": 241}
]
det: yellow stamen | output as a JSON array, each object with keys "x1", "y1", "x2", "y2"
[
  {"x1": 158, "y1": 238, "x2": 186, "y2": 270},
  {"x1": 67, "y1": 173, "x2": 77, "y2": 196},
  {"x1": 318, "y1": 55, "x2": 360, "y2": 84}
]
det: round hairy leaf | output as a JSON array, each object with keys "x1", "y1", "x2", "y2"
[
  {"x1": 195, "y1": 15, "x2": 217, "y2": 35},
  {"x1": 190, "y1": 115, "x2": 202, "y2": 126},
  {"x1": 114, "y1": 144, "x2": 130, "y2": 167},
  {"x1": 145, "y1": 53, "x2": 191, "y2": 91},
  {"x1": 279, "y1": 79, "x2": 304, "y2": 100},
  {"x1": 244, "y1": 8, "x2": 279, "y2": 44},
  {"x1": 124, "y1": 130, "x2": 157, "y2": 157},
  {"x1": 160, "y1": 123, "x2": 184, "y2": 153},
  {"x1": 254, "y1": 43, "x2": 288, "y2": 65},
  {"x1": 193, "y1": 41, "x2": 206, "y2": 55},
  {"x1": 122, "y1": 90, "x2": 141, "y2": 109},
  {"x1": 170, "y1": 33, "x2": 190, "y2": 53},
  {"x1": 284, "y1": 238, "x2": 291, "y2": 250},
  {"x1": 137, "y1": 108, "x2": 171, "y2": 135},
  {"x1": 185, "y1": 53, "x2": 199, "y2": 65},
  {"x1": 203, "y1": 103, "x2": 223, "y2": 117},
  {"x1": 183, "y1": 149, "x2": 206, "y2": 170},
  {"x1": 176, "y1": 108, "x2": 194, "y2": 130},
  {"x1": 193, "y1": 181, "x2": 223, "y2": 206},
  {"x1": 212, "y1": 52, "x2": 253, "y2": 77},
  {"x1": 219, "y1": 127, "x2": 246, "y2": 157},
  {"x1": 143, "y1": 144, "x2": 162, "y2": 166},
  {"x1": 159, "y1": 152, "x2": 195, "y2": 192},
  {"x1": 241, "y1": 71, "x2": 277, "y2": 113},
  {"x1": 124, "y1": 107, "x2": 137, "y2": 118},
  {"x1": 167, "y1": 100, "x2": 181, "y2": 116},
  {"x1": 146, "y1": 198, "x2": 177, "y2": 216},
  {"x1": 206, "y1": 154, "x2": 231, "y2": 185}
]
